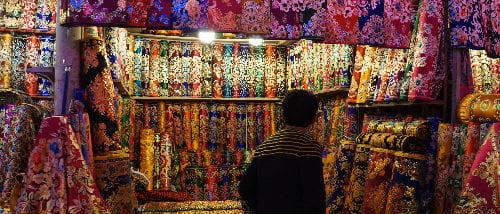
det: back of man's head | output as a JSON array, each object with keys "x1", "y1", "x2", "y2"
[{"x1": 282, "y1": 89, "x2": 319, "y2": 127}]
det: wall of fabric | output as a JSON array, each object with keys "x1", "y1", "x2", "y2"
[{"x1": 0, "y1": 0, "x2": 56, "y2": 31}]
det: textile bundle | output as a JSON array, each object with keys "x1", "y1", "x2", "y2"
[{"x1": 457, "y1": 93, "x2": 500, "y2": 123}]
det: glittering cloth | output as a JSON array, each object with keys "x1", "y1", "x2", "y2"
[
  {"x1": 458, "y1": 93, "x2": 500, "y2": 123},
  {"x1": 60, "y1": 0, "x2": 127, "y2": 26},
  {"x1": 16, "y1": 116, "x2": 109, "y2": 213},
  {"x1": 366, "y1": 120, "x2": 430, "y2": 140}
]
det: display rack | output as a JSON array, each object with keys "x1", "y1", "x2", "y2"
[
  {"x1": 131, "y1": 96, "x2": 282, "y2": 102},
  {"x1": 0, "y1": 27, "x2": 56, "y2": 35},
  {"x1": 314, "y1": 88, "x2": 350, "y2": 97}
]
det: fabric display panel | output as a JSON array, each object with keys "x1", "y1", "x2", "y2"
[
  {"x1": 443, "y1": 124, "x2": 466, "y2": 211},
  {"x1": 450, "y1": 0, "x2": 499, "y2": 57},
  {"x1": 104, "y1": 27, "x2": 128, "y2": 82},
  {"x1": 343, "y1": 143, "x2": 371, "y2": 213},
  {"x1": 168, "y1": 41, "x2": 183, "y2": 96},
  {"x1": 300, "y1": 0, "x2": 326, "y2": 39},
  {"x1": 127, "y1": 0, "x2": 149, "y2": 27},
  {"x1": 149, "y1": 40, "x2": 162, "y2": 97},
  {"x1": 120, "y1": 97, "x2": 134, "y2": 149},
  {"x1": 470, "y1": 50, "x2": 500, "y2": 94},
  {"x1": 207, "y1": 0, "x2": 241, "y2": 32},
  {"x1": 81, "y1": 38, "x2": 122, "y2": 154},
  {"x1": 0, "y1": 104, "x2": 38, "y2": 211},
  {"x1": 267, "y1": 0, "x2": 301, "y2": 39},
  {"x1": 171, "y1": 0, "x2": 209, "y2": 31},
  {"x1": 60, "y1": 0, "x2": 127, "y2": 26},
  {"x1": 361, "y1": 148, "x2": 395, "y2": 213},
  {"x1": 457, "y1": 93, "x2": 500, "y2": 123},
  {"x1": 10, "y1": 36, "x2": 26, "y2": 91},
  {"x1": 2, "y1": 0, "x2": 23, "y2": 28},
  {"x1": 324, "y1": 0, "x2": 358, "y2": 44},
  {"x1": 238, "y1": 0, "x2": 270, "y2": 34},
  {"x1": 16, "y1": 116, "x2": 109, "y2": 213},
  {"x1": 146, "y1": 0, "x2": 172, "y2": 29},
  {"x1": 0, "y1": 33, "x2": 12, "y2": 89},
  {"x1": 94, "y1": 150, "x2": 135, "y2": 214},
  {"x1": 407, "y1": 0, "x2": 446, "y2": 101},
  {"x1": 454, "y1": 122, "x2": 499, "y2": 213},
  {"x1": 325, "y1": 140, "x2": 356, "y2": 213}
]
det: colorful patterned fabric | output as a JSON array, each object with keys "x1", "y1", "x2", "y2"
[
  {"x1": 343, "y1": 143, "x2": 371, "y2": 213},
  {"x1": 0, "y1": 33, "x2": 12, "y2": 89},
  {"x1": 385, "y1": 152, "x2": 427, "y2": 213},
  {"x1": 300, "y1": 0, "x2": 326, "y2": 39},
  {"x1": 325, "y1": 0, "x2": 358, "y2": 44},
  {"x1": 191, "y1": 42, "x2": 203, "y2": 97},
  {"x1": 434, "y1": 123, "x2": 453, "y2": 214},
  {"x1": 207, "y1": 0, "x2": 241, "y2": 32},
  {"x1": 93, "y1": 150, "x2": 134, "y2": 214},
  {"x1": 25, "y1": 35, "x2": 40, "y2": 68},
  {"x1": 212, "y1": 43, "x2": 223, "y2": 98},
  {"x1": 127, "y1": 0, "x2": 148, "y2": 27},
  {"x1": 16, "y1": 116, "x2": 109, "y2": 214},
  {"x1": 385, "y1": 49, "x2": 409, "y2": 102},
  {"x1": 458, "y1": 93, "x2": 500, "y2": 123},
  {"x1": 463, "y1": 122, "x2": 481, "y2": 180},
  {"x1": 449, "y1": 0, "x2": 487, "y2": 49},
  {"x1": 239, "y1": 0, "x2": 270, "y2": 34},
  {"x1": 201, "y1": 44, "x2": 213, "y2": 97},
  {"x1": 35, "y1": 0, "x2": 56, "y2": 30},
  {"x1": 326, "y1": 140, "x2": 356, "y2": 213},
  {"x1": 140, "y1": 200, "x2": 242, "y2": 212},
  {"x1": 408, "y1": 0, "x2": 446, "y2": 101},
  {"x1": 21, "y1": 0, "x2": 37, "y2": 30},
  {"x1": 10, "y1": 37, "x2": 26, "y2": 91},
  {"x1": 81, "y1": 38, "x2": 121, "y2": 154},
  {"x1": 470, "y1": 50, "x2": 500, "y2": 94},
  {"x1": 268, "y1": 0, "x2": 301, "y2": 39},
  {"x1": 104, "y1": 27, "x2": 127, "y2": 81},
  {"x1": 149, "y1": 40, "x2": 162, "y2": 97},
  {"x1": 140, "y1": 128, "x2": 155, "y2": 191},
  {"x1": 171, "y1": 0, "x2": 209, "y2": 30},
  {"x1": 168, "y1": 41, "x2": 183, "y2": 96},
  {"x1": 454, "y1": 122, "x2": 499, "y2": 213},
  {"x1": 358, "y1": 0, "x2": 385, "y2": 46},
  {"x1": 39, "y1": 35, "x2": 55, "y2": 67},
  {"x1": 147, "y1": 0, "x2": 172, "y2": 29},
  {"x1": 366, "y1": 120, "x2": 430, "y2": 140},
  {"x1": 383, "y1": 0, "x2": 418, "y2": 48},
  {"x1": 2, "y1": 0, "x2": 23, "y2": 28},
  {"x1": 358, "y1": 133, "x2": 428, "y2": 154},
  {"x1": 160, "y1": 40, "x2": 170, "y2": 96},
  {"x1": 60, "y1": 0, "x2": 127, "y2": 26},
  {"x1": 362, "y1": 148, "x2": 395, "y2": 213}
]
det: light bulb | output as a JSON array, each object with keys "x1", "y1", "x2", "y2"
[
  {"x1": 249, "y1": 37, "x2": 263, "y2": 46},
  {"x1": 198, "y1": 31, "x2": 216, "y2": 44}
]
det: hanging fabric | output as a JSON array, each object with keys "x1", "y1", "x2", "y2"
[
  {"x1": 239, "y1": 0, "x2": 271, "y2": 34},
  {"x1": 268, "y1": 0, "x2": 301, "y2": 39},
  {"x1": 300, "y1": 0, "x2": 326, "y2": 39},
  {"x1": 147, "y1": 0, "x2": 172, "y2": 29},
  {"x1": 10, "y1": 37, "x2": 26, "y2": 91},
  {"x1": 171, "y1": 0, "x2": 209, "y2": 30},
  {"x1": 127, "y1": 0, "x2": 149, "y2": 27},
  {"x1": 60, "y1": 0, "x2": 127, "y2": 26},
  {"x1": 324, "y1": 0, "x2": 359, "y2": 44},
  {"x1": 207, "y1": 0, "x2": 241, "y2": 32},
  {"x1": 0, "y1": 33, "x2": 12, "y2": 89}
]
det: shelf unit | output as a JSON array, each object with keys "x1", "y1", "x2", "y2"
[
  {"x1": 314, "y1": 88, "x2": 350, "y2": 97},
  {"x1": 0, "y1": 27, "x2": 56, "y2": 35},
  {"x1": 131, "y1": 96, "x2": 281, "y2": 102},
  {"x1": 348, "y1": 100, "x2": 445, "y2": 108}
]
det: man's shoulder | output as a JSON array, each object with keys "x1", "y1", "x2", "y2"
[{"x1": 254, "y1": 131, "x2": 322, "y2": 158}]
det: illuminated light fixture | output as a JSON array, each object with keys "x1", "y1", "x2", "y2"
[
  {"x1": 248, "y1": 37, "x2": 263, "y2": 46},
  {"x1": 198, "y1": 30, "x2": 216, "y2": 44}
]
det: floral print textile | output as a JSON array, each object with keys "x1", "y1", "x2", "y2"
[
  {"x1": 127, "y1": 0, "x2": 148, "y2": 27},
  {"x1": 268, "y1": 0, "x2": 301, "y2": 39},
  {"x1": 16, "y1": 116, "x2": 109, "y2": 214},
  {"x1": 147, "y1": 0, "x2": 172, "y2": 29},
  {"x1": 60, "y1": 0, "x2": 127, "y2": 26},
  {"x1": 207, "y1": 0, "x2": 241, "y2": 32},
  {"x1": 239, "y1": 0, "x2": 270, "y2": 34},
  {"x1": 171, "y1": 0, "x2": 209, "y2": 31}
]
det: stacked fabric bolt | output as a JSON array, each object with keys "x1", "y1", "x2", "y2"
[
  {"x1": 141, "y1": 200, "x2": 242, "y2": 213},
  {"x1": 458, "y1": 93, "x2": 500, "y2": 123},
  {"x1": 469, "y1": 50, "x2": 500, "y2": 94},
  {"x1": 0, "y1": 0, "x2": 56, "y2": 30},
  {"x1": 310, "y1": 95, "x2": 350, "y2": 152}
]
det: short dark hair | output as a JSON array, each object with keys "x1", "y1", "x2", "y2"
[{"x1": 282, "y1": 89, "x2": 319, "y2": 127}]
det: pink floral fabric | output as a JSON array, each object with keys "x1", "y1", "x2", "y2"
[
  {"x1": 208, "y1": 0, "x2": 241, "y2": 32},
  {"x1": 268, "y1": 0, "x2": 302, "y2": 39},
  {"x1": 60, "y1": 0, "x2": 127, "y2": 26}
]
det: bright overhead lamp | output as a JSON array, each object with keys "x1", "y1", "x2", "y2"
[
  {"x1": 248, "y1": 37, "x2": 263, "y2": 46},
  {"x1": 198, "y1": 30, "x2": 216, "y2": 44}
]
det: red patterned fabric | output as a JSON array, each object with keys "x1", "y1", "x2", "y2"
[
  {"x1": 147, "y1": 0, "x2": 172, "y2": 29},
  {"x1": 208, "y1": 0, "x2": 241, "y2": 32},
  {"x1": 16, "y1": 116, "x2": 109, "y2": 213},
  {"x1": 60, "y1": 0, "x2": 127, "y2": 26},
  {"x1": 268, "y1": 0, "x2": 301, "y2": 39},
  {"x1": 408, "y1": 0, "x2": 445, "y2": 101},
  {"x1": 325, "y1": 0, "x2": 359, "y2": 44},
  {"x1": 383, "y1": 0, "x2": 418, "y2": 48},
  {"x1": 127, "y1": 0, "x2": 149, "y2": 27}
]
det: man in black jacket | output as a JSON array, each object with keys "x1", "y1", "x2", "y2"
[{"x1": 238, "y1": 89, "x2": 326, "y2": 214}]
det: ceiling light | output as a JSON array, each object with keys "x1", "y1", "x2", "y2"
[
  {"x1": 249, "y1": 37, "x2": 263, "y2": 46},
  {"x1": 198, "y1": 30, "x2": 216, "y2": 44}
]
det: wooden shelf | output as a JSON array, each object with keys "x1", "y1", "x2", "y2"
[
  {"x1": 132, "y1": 96, "x2": 282, "y2": 102},
  {"x1": 348, "y1": 100, "x2": 445, "y2": 108},
  {"x1": 26, "y1": 67, "x2": 55, "y2": 82},
  {"x1": 0, "y1": 27, "x2": 56, "y2": 35},
  {"x1": 29, "y1": 95, "x2": 54, "y2": 99},
  {"x1": 314, "y1": 88, "x2": 350, "y2": 97}
]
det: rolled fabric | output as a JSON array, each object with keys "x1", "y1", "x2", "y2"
[
  {"x1": 458, "y1": 93, "x2": 500, "y2": 123},
  {"x1": 326, "y1": 140, "x2": 356, "y2": 213},
  {"x1": 264, "y1": 45, "x2": 277, "y2": 98},
  {"x1": 356, "y1": 46, "x2": 376, "y2": 103},
  {"x1": 454, "y1": 122, "x2": 499, "y2": 213},
  {"x1": 149, "y1": 40, "x2": 162, "y2": 97},
  {"x1": 81, "y1": 38, "x2": 121, "y2": 154},
  {"x1": 217, "y1": 104, "x2": 227, "y2": 149},
  {"x1": 182, "y1": 103, "x2": 192, "y2": 150},
  {"x1": 385, "y1": 49, "x2": 409, "y2": 102},
  {"x1": 385, "y1": 152, "x2": 427, "y2": 213},
  {"x1": 0, "y1": 33, "x2": 12, "y2": 89},
  {"x1": 10, "y1": 37, "x2": 26, "y2": 91},
  {"x1": 159, "y1": 40, "x2": 169, "y2": 96},
  {"x1": 21, "y1": 0, "x2": 37, "y2": 30},
  {"x1": 191, "y1": 103, "x2": 200, "y2": 151},
  {"x1": 201, "y1": 44, "x2": 213, "y2": 98},
  {"x1": 367, "y1": 48, "x2": 386, "y2": 102},
  {"x1": 239, "y1": 44, "x2": 249, "y2": 98},
  {"x1": 3, "y1": 0, "x2": 23, "y2": 28},
  {"x1": 104, "y1": 27, "x2": 124, "y2": 80},
  {"x1": 247, "y1": 104, "x2": 257, "y2": 149},
  {"x1": 262, "y1": 104, "x2": 272, "y2": 142},
  {"x1": 141, "y1": 200, "x2": 242, "y2": 212},
  {"x1": 343, "y1": 107, "x2": 358, "y2": 140},
  {"x1": 254, "y1": 47, "x2": 265, "y2": 97},
  {"x1": 223, "y1": 44, "x2": 233, "y2": 98},
  {"x1": 212, "y1": 43, "x2": 224, "y2": 98},
  {"x1": 199, "y1": 103, "x2": 209, "y2": 150},
  {"x1": 172, "y1": 104, "x2": 183, "y2": 148},
  {"x1": 168, "y1": 41, "x2": 183, "y2": 96},
  {"x1": 444, "y1": 124, "x2": 467, "y2": 211},
  {"x1": 362, "y1": 148, "x2": 395, "y2": 213},
  {"x1": 236, "y1": 104, "x2": 246, "y2": 151},
  {"x1": 135, "y1": 190, "x2": 189, "y2": 204},
  {"x1": 359, "y1": 133, "x2": 428, "y2": 154},
  {"x1": 190, "y1": 42, "x2": 202, "y2": 97},
  {"x1": 255, "y1": 104, "x2": 264, "y2": 146},
  {"x1": 133, "y1": 36, "x2": 144, "y2": 96},
  {"x1": 158, "y1": 132, "x2": 172, "y2": 190},
  {"x1": 462, "y1": 122, "x2": 481, "y2": 180},
  {"x1": 343, "y1": 143, "x2": 371, "y2": 213},
  {"x1": 141, "y1": 37, "x2": 151, "y2": 97},
  {"x1": 148, "y1": 102, "x2": 160, "y2": 132},
  {"x1": 229, "y1": 166, "x2": 244, "y2": 200},
  {"x1": 205, "y1": 165, "x2": 219, "y2": 201},
  {"x1": 209, "y1": 103, "x2": 218, "y2": 150},
  {"x1": 239, "y1": 0, "x2": 270, "y2": 34},
  {"x1": 375, "y1": 49, "x2": 391, "y2": 103},
  {"x1": 434, "y1": 123, "x2": 453, "y2": 214},
  {"x1": 171, "y1": 0, "x2": 208, "y2": 30},
  {"x1": 181, "y1": 42, "x2": 190, "y2": 96},
  {"x1": 140, "y1": 128, "x2": 156, "y2": 191},
  {"x1": 231, "y1": 43, "x2": 241, "y2": 98},
  {"x1": 366, "y1": 120, "x2": 430, "y2": 140},
  {"x1": 186, "y1": 167, "x2": 206, "y2": 201},
  {"x1": 219, "y1": 165, "x2": 230, "y2": 200},
  {"x1": 158, "y1": 102, "x2": 166, "y2": 133}
]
